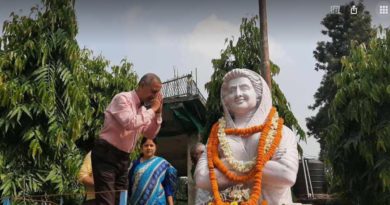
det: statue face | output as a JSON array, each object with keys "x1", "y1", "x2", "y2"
[{"x1": 223, "y1": 77, "x2": 257, "y2": 116}]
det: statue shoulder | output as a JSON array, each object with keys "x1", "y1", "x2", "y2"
[{"x1": 281, "y1": 125, "x2": 298, "y2": 145}]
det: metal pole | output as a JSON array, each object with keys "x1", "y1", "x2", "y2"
[
  {"x1": 301, "y1": 157, "x2": 310, "y2": 199},
  {"x1": 119, "y1": 190, "x2": 128, "y2": 205},
  {"x1": 304, "y1": 158, "x2": 314, "y2": 198},
  {"x1": 2, "y1": 197, "x2": 10, "y2": 205},
  {"x1": 195, "y1": 67, "x2": 198, "y2": 87},
  {"x1": 259, "y1": 0, "x2": 271, "y2": 89}
]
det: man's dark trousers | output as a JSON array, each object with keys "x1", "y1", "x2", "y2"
[{"x1": 92, "y1": 139, "x2": 130, "y2": 205}]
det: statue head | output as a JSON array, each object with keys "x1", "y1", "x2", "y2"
[{"x1": 221, "y1": 69, "x2": 263, "y2": 118}]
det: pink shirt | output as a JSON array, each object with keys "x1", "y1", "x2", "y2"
[{"x1": 100, "y1": 91, "x2": 162, "y2": 153}]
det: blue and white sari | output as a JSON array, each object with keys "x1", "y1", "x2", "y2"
[{"x1": 128, "y1": 156, "x2": 177, "y2": 205}]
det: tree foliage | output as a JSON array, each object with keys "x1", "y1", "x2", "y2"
[
  {"x1": 0, "y1": 1, "x2": 89, "y2": 203},
  {"x1": 325, "y1": 29, "x2": 390, "y2": 204},
  {"x1": 306, "y1": 1, "x2": 375, "y2": 159},
  {"x1": 0, "y1": 1, "x2": 137, "y2": 204},
  {"x1": 76, "y1": 50, "x2": 137, "y2": 150},
  {"x1": 204, "y1": 16, "x2": 305, "y2": 144}
]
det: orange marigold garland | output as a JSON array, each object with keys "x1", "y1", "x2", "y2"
[
  {"x1": 207, "y1": 107, "x2": 284, "y2": 205},
  {"x1": 225, "y1": 125, "x2": 264, "y2": 136},
  {"x1": 213, "y1": 108, "x2": 275, "y2": 182}
]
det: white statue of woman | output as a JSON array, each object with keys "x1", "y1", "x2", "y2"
[{"x1": 195, "y1": 69, "x2": 299, "y2": 205}]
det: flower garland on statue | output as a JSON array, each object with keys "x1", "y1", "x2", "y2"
[
  {"x1": 218, "y1": 110, "x2": 280, "y2": 173},
  {"x1": 207, "y1": 107, "x2": 284, "y2": 205}
]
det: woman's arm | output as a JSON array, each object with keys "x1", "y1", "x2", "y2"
[
  {"x1": 167, "y1": 195, "x2": 174, "y2": 205},
  {"x1": 162, "y1": 165, "x2": 177, "y2": 204}
]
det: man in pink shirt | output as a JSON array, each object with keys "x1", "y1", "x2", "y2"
[{"x1": 91, "y1": 73, "x2": 163, "y2": 205}]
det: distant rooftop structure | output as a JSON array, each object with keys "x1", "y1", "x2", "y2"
[
  {"x1": 161, "y1": 74, "x2": 206, "y2": 105},
  {"x1": 157, "y1": 73, "x2": 207, "y2": 179}
]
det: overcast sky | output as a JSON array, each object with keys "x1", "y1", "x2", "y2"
[{"x1": 1, "y1": 0, "x2": 389, "y2": 159}]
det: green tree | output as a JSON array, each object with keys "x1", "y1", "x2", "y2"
[
  {"x1": 204, "y1": 16, "x2": 305, "y2": 143},
  {"x1": 306, "y1": 1, "x2": 374, "y2": 159},
  {"x1": 0, "y1": 1, "x2": 138, "y2": 204},
  {"x1": 0, "y1": 1, "x2": 89, "y2": 203},
  {"x1": 325, "y1": 29, "x2": 390, "y2": 204}
]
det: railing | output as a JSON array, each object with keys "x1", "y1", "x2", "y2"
[
  {"x1": 161, "y1": 74, "x2": 206, "y2": 105},
  {"x1": 301, "y1": 157, "x2": 314, "y2": 199}
]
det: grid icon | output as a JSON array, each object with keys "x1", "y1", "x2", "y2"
[{"x1": 379, "y1": 5, "x2": 389, "y2": 14}]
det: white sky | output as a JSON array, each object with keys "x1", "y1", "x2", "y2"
[{"x1": 1, "y1": 0, "x2": 389, "y2": 159}]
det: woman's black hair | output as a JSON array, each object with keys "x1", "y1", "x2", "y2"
[
  {"x1": 139, "y1": 137, "x2": 157, "y2": 158},
  {"x1": 140, "y1": 137, "x2": 157, "y2": 146}
]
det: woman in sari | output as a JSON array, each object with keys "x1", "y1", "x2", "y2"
[{"x1": 128, "y1": 138, "x2": 177, "y2": 205}]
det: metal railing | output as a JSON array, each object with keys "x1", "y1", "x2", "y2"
[
  {"x1": 301, "y1": 156, "x2": 314, "y2": 199},
  {"x1": 161, "y1": 74, "x2": 206, "y2": 105}
]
